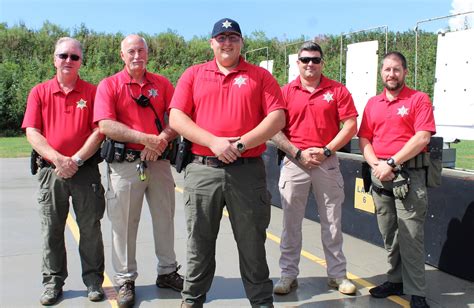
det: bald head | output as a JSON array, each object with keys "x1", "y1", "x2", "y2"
[
  {"x1": 120, "y1": 34, "x2": 149, "y2": 77},
  {"x1": 121, "y1": 34, "x2": 148, "y2": 52}
]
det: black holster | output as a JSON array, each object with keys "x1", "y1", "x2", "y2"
[
  {"x1": 100, "y1": 139, "x2": 125, "y2": 163},
  {"x1": 161, "y1": 138, "x2": 179, "y2": 165},
  {"x1": 277, "y1": 149, "x2": 286, "y2": 166},
  {"x1": 174, "y1": 138, "x2": 192, "y2": 173},
  {"x1": 361, "y1": 161, "x2": 372, "y2": 193},
  {"x1": 30, "y1": 150, "x2": 39, "y2": 175}
]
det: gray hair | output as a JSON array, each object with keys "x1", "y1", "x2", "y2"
[
  {"x1": 121, "y1": 34, "x2": 148, "y2": 52},
  {"x1": 54, "y1": 37, "x2": 83, "y2": 58}
]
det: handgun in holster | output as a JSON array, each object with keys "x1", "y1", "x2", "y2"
[
  {"x1": 30, "y1": 149, "x2": 40, "y2": 175},
  {"x1": 161, "y1": 138, "x2": 179, "y2": 165},
  {"x1": 174, "y1": 138, "x2": 192, "y2": 173},
  {"x1": 100, "y1": 139, "x2": 115, "y2": 163},
  {"x1": 277, "y1": 149, "x2": 286, "y2": 166},
  {"x1": 361, "y1": 161, "x2": 372, "y2": 193}
]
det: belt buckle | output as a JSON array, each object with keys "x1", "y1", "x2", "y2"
[{"x1": 125, "y1": 151, "x2": 137, "y2": 162}]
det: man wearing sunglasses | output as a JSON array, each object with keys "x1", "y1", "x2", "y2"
[
  {"x1": 170, "y1": 18, "x2": 285, "y2": 307},
  {"x1": 272, "y1": 41, "x2": 358, "y2": 295},
  {"x1": 94, "y1": 34, "x2": 183, "y2": 308},
  {"x1": 22, "y1": 37, "x2": 106, "y2": 305}
]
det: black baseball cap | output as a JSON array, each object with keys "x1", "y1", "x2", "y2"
[{"x1": 211, "y1": 18, "x2": 242, "y2": 37}]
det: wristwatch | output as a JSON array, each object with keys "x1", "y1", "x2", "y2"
[
  {"x1": 72, "y1": 156, "x2": 84, "y2": 167},
  {"x1": 323, "y1": 146, "x2": 332, "y2": 158},
  {"x1": 236, "y1": 142, "x2": 246, "y2": 153},
  {"x1": 294, "y1": 149, "x2": 302, "y2": 161},
  {"x1": 386, "y1": 157, "x2": 397, "y2": 168}
]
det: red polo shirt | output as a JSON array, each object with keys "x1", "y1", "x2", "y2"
[
  {"x1": 170, "y1": 57, "x2": 285, "y2": 157},
  {"x1": 358, "y1": 85, "x2": 436, "y2": 158},
  {"x1": 94, "y1": 69, "x2": 174, "y2": 150},
  {"x1": 22, "y1": 77, "x2": 97, "y2": 157},
  {"x1": 282, "y1": 75, "x2": 358, "y2": 149}
]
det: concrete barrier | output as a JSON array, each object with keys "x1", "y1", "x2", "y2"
[{"x1": 263, "y1": 144, "x2": 474, "y2": 282}]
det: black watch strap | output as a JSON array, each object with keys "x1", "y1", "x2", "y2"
[
  {"x1": 387, "y1": 157, "x2": 397, "y2": 167},
  {"x1": 323, "y1": 146, "x2": 332, "y2": 157},
  {"x1": 294, "y1": 149, "x2": 302, "y2": 161}
]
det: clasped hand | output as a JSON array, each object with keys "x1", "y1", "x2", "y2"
[{"x1": 210, "y1": 137, "x2": 241, "y2": 164}]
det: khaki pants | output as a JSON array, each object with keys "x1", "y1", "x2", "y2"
[
  {"x1": 37, "y1": 164, "x2": 105, "y2": 289},
  {"x1": 182, "y1": 159, "x2": 273, "y2": 307},
  {"x1": 106, "y1": 160, "x2": 177, "y2": 285},
  {"x1": 278, "y1": 155, "x2": 347, "y2": 279},
  {"x1": 371, "y1": 168, "x2": 428, "y2": 297}
]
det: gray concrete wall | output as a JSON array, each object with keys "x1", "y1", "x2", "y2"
[{"x1": 263, "y1": 144, "x2": 474, "y2": 282}]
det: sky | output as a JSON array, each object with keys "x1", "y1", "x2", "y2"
[{"x1": 1, "y1": 0, "x2": 472, "y2": 40}]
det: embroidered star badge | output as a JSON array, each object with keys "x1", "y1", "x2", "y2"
[
  {"x1": 233, "y1": 76, "x2": 247, "y2": 88},
  {"x1": 397, "y1": 105, "x2": 409, "y2": 117},
  {"x1": 76, "y1": 99, "x2": 87, "y2": 109},
  {"x1": 148, "y1": 88, "x2": 158, "y2": 98},
  {"x1": 323, "y1": 92, "x2": 334, "y2": 103},
  {"x1": 222, "y1": 20, "x2": 232, "y2": 28}
]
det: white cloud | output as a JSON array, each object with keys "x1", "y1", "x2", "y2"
[{"x1": 449, "y1": 0, "x2": 474, "y2": 30}]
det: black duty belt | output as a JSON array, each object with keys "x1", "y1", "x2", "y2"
[
  {"x1": 40, "y1": 160, "x2": 55, "y2": 169},
  {"x1": 124, "y1": 149, "x2": 141, "y2": 162},
  {"x1": 192, "y1": 155, "x2": 261, "y2": 168},
  {"x1": 371, "y1": 184, "x2": 394, "y2": 197}
]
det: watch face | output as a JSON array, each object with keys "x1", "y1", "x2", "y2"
[
  {"x1": 237, "y1": 142, "x2": 245, "y2": 152},
  {"x1": 74, "y1": 157, "x2": 84, "y2": 166},
  {"x1": 323, "y1": 147, "x2": 331, "y2": 157},
  {"x1": 387, "y1": 158, "x2": 395, "y2": 167}
]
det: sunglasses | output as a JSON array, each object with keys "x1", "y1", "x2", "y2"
[
  {"x1": 214, "y1": 34, "x2": 241, "y2": 43},
  {"x1": 298, "y1": 57, "x2": 322, "y2": 64},
  {"x1": 56, "y1": 53, "x2": 81, "y2": 61}
]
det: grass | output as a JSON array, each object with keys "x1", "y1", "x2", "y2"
[
  {"x1": 0, "y1": 136, "x2": 473, "y2": 171},
  {"x1": 0, "y1": 136, "x2": 32, "y2": 158},
  {"x1": 452, "y1": 140, "x2": 474, "y2": 171}
]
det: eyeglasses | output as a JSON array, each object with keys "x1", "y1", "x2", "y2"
[
  {"x1": 56, "y1": 53, "x2": 81, "y2": 61},
  {"x1": 298, "y1": 57, "x2": 322, "y2": 64},
  {"x1": 214, "y1": 34, "x2": 241, "y2": 43}
]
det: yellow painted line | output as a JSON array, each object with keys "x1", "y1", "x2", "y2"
[
  {"x1": 66, "y1": 213, "x2": 118, "y2": 308},
  {"x1": 178, "y1": 187, "x2": 409, "y2": 307}
]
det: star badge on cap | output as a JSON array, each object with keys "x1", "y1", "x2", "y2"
[
  {"x1": 323, "y1": 92, "x2": 334, "y2": 103},
  {"x1": 233, "y1": 75, "x2": 247, "y2": 88},
  {"x1": 222, "y1": 20, "x2": 232, "y2": 28},
  {"x1": 76, "y1": 99, "x2": 87, "y2": 109}
]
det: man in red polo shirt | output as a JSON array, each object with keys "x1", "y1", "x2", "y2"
[
  {"x1": 358, "y1": 52, "x2": 435, "y2": 308},
  {"x1": 22, "y1": 37, "x2": 105, "y2": 305},
  {"x1": 94, "y1": 34, "x2": 183, "y2": 308},
  {"x1": 271, "y1": 41, "x2": 358, "y2": 295},
  {"x1": 169, "y1": 18, "x2": 285, "y2": 307}
]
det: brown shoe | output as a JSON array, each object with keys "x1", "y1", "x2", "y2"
[
  {"x1": 156, "y1": 265, "x2": 184, "y2": 292},
  {"x1": 117, "y1": 281, "x2": 135, "y2": 308},
  {"x1": 40, "y1": 288, "x2": 62, "y2": 306}
]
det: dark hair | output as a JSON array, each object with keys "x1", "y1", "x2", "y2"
[
  {"x1": 298, "y1": 41, "x2": 324, "y2": 58},
  {"x1": 382, "y1": 51, "x2": 407, "y2": 69}
]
